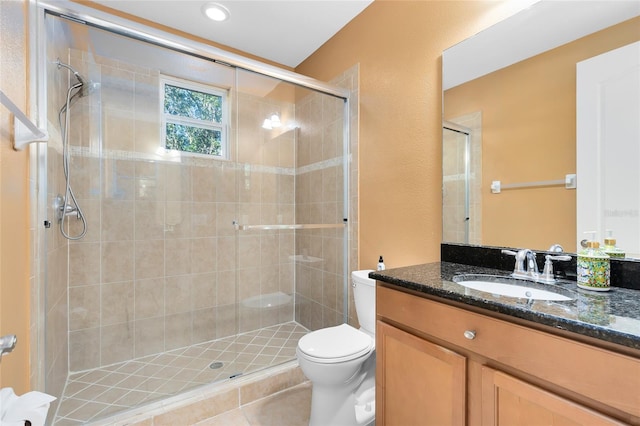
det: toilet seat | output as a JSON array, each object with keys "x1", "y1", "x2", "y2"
[{"x1": 298, "y1": 324, "x2": 374, "y2": 364}]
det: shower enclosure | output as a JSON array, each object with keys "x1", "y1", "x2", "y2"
[
  {"x1": 32, "y1": 3, "x2": 353, "y2": 424},
  {"x1": 442, "y1": 118, "x2": 481, "y2": 245}
]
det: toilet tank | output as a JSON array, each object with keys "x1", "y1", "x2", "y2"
[{"x1": 352, "y1": 270, "x2": 376, "y2": 336}]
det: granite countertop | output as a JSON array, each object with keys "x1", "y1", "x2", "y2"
[{"x1": 370, "y1": 262, "x2": 640, "y2": 351}]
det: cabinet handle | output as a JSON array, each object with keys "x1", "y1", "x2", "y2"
[{"x1": 464, "y1": 330, "x2": 476, "y2": 340}]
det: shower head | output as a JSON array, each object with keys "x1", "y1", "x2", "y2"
[{"x1": 54, "y1": 58, "x2": 95, "y2": 98}]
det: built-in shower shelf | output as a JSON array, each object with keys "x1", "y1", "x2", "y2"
[{"x1": 0, "y1": 90, "x2": 49, "y2": 151}]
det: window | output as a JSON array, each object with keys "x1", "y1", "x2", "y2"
[{"x1": 161, "y1": 76, "x2": 228, "y2": 158}]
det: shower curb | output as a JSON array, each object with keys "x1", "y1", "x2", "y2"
[{"x1": 87, "y1": 361, "x2": 306, "y2": 426}]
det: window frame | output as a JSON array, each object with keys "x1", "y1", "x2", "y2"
[{"x1": 160, "y1": 75, "x2": 229, "y2": 159}]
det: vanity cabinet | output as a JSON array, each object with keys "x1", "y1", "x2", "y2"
[
  {"x1": 376, "y1": 284, "x2": 640, "y2": 425},
  {"x1": 377, "y1": 320, "x2": 466, "y2": 424}
]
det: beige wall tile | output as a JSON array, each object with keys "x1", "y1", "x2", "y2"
[
  {"x1": 102, "y1": 199, "x2": 134, "y2": 241},
  {"x1": 190, "y1": 237, "x2": 217, "y2": 274},
  {"x1": 134, "y1": 316, "x2": 165, "y2": 357},
  {"x1": 165, "y1": 201, "x2": 192, "y2": 238},
  {"x1": 192, "y1": 273, "x2": 217, "y2": 309},
  {"x1": 166, "y1": 163, "x2": 191, "y2": 202},
  {"x1": 69, "y1": 328, "x2": 100, "y2": 371},
  {"x1": 165, "y1": 275, "x2": 191, "y2": 315},
  {"x1": 101, "y1": 281, "x2": 134, "y2": 326},
  {"x1": 164, "y1": 312, "x2": 192, "y2": 350},
  {"x1": 164, "y1": 238, "x2": 191, "y2": 276},
  {"x1": 153, "y1": 388, "x2": 238, "y2": 425},
  {"x1": 191, "y1": 202, "x2": 217, "y2": 238},
  {"x1": 101, "y1": 321, "x2": 134, "y2": 365},
  {"x1": 69, "y1": 285, "x2": 100, "y2": 331},
  {"x1": 240, "y1": 367, "x2": 307, "y2": 405},
  {"x1": 135, "y1": 161, "x2": 165, "y2": 202},
  {"x1": 192, "y1": 307, "x2": 216, "y2": 343},
  {"x1": 192, "y1": 165, "x2": 216, "y2": 202},
  {"x1": 135, "y1": 200, "x2": 165, "y2": 240},
  {"x1": 69, "y1": 242, "x2": 101, "y2": 287},
  {"x1": 135, "y1": 277, "x2": 165, "y2": 319},
  {"x1": 135, "y1": 239, "x2": 165, "y2": 280},
  {"x1": 195, "y1": 408, "x2": 249, "y2": 426}
]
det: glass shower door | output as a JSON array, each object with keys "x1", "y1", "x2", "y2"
[{"x1": 443, "y1": 124, "x2": 471, "y2": 244}]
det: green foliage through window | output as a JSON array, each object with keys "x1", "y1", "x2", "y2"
[
  {"x1": 162, "y1": 77, "x2": 226, "y2": 157},
  {"x1": 165, "y1": 123, "x2": 221, "y2": 155}
]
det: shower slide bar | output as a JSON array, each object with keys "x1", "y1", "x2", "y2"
[
  {"x1": 0, "y1": 90, "x2": 49, "y2": 151},
  {"x1": 234, "y1": 222, "x2": 345, "y2": 231},
  {"x1": 491, "y1": 173, "x2": 576, "y2": 194}
]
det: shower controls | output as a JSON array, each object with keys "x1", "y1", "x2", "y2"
[{"x1": 53, "y1": 194, "x2": 81, "y2": 222}]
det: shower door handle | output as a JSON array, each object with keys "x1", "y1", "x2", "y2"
[{"x1": 233, "y1": 222, "x2": 345, "y2": 231}]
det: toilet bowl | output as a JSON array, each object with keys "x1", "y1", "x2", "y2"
[{"x1": 297, "y1": 270, "x2": 376, "y2": 426}]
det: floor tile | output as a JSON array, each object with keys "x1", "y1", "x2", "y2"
[{"x1": 53, "y1": 322, "x2": 308, "y2": 425}]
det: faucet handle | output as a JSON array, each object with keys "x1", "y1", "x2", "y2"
[
  {"x1": 540, "y1": 254, "x2": 572, "y2": 284},
  {"x1": 502, "y1": 249, "x2": 526, "y2": 275}
]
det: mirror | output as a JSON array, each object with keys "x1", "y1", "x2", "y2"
[{"x1": 442, "y1": 0, "x2": 640, "y2": 257}]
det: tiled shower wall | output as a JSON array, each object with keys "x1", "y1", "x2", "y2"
[
  {"x1": 61, "y1": 50, "x2": 298, "y2": 372},
  {"x1": 293, "y1": 68, "x2": 354, "y2": 331}
]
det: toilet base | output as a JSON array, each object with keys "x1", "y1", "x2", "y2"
[
  {"x1": 308, "y1": 383, "x2": 357, "y2": 426},
  {"x1": 307, "y1": 353, "x2": 376, "y2": 426}
]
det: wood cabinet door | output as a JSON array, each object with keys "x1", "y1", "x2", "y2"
[
  {"x1": 481, "y1": 366, "x2": 626, "y2": 426},
  {"x1": 376, "y1": 320, "x2": 466, "y2": 426}
]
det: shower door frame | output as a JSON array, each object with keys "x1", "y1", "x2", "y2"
[{"x1": 32, "y1": 0, "x2": 351, "y2": 393}]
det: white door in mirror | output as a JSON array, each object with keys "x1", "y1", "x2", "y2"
[{"x1": 577, "y1": 41, "x2": 640, "y2": 257}]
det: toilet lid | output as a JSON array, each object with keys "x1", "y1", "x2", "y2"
[{"x1": 298, "y1": 324, "x2": 373, "y2": 363}]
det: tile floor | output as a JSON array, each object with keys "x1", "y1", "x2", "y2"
[{"x1": 54, "y1": 322, "x2": 308, "y2": 425}]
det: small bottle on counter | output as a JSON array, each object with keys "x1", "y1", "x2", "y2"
[
  {"x1": 577, "y1": 241, "x2": 610, "y2": 291},
  {"x1": 603, "y1": 230, "x2": 625, "y2": 259},
  {"x1": 377, "y1": 256, "x2": 385, "y2": 271}
]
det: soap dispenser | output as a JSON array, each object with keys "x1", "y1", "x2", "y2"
[
  {"x1": 603, "y1": 230, "x2": 625, "y2": 259},
  {"x1": 377, "y1": 256, "x2": 385, "y2": 271},
  {"x1": 577, "y1": 235, "x2": 610, "y2": 291}
]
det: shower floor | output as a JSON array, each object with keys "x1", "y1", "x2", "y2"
[{"x1": 53, "y1": 322, "x2": 308, "y2": 425}]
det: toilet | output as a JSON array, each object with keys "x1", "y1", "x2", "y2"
[{"x1": 296, "y1": 270, "x2": 376, "y2": 426}]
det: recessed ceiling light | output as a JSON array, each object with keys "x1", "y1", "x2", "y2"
[{"x1": 202, "y1": 3, "x2": 229, "y2": 22}]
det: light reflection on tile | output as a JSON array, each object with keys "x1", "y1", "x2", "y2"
[{"x1": 53, "y1": 322, "x2": 307, "y2": 425}]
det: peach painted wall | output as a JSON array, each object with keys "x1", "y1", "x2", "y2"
[
  {"x1": 296, "y1": 1, "x2": 521, "y2": 269},
  {"x1": 445, "y1": 17, "x2": 640, "y2": 253},
  {"x1": 0, "y1": 0, "x2": 31, "y2": 393}
]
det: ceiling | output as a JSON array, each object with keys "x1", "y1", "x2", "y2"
[{"x1": 91, "y1": 0, "x2": 374, "y2": 68}]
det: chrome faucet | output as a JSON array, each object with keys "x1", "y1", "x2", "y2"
[
  {"x1": 502, "y1": 248, "x2": 539, "y2": 280},
  {"x1": 502, "y1": 249, "x2": 571, "y2": 284},
  {"x1": 525, "y1": 250, "x2": 539, "y2": 276}
]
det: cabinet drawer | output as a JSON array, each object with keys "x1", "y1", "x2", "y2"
[{"x1": 377, "y1": 285, "x2": 640, "y2": 419}]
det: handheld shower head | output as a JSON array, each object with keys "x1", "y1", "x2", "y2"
[{"x1": 55, "y1": 58, "x2": 93, "y2": 98}]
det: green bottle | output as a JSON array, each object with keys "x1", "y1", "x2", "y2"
[{"x1": 577, "y1": 241, "x2": 610, "y2": 291}]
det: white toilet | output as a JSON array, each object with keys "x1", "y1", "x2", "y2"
[{"x1": 296, "y1": 270, "x2": 376, "y2": 426}]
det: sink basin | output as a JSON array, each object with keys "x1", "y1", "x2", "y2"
[{"x1": 452, "y1": 274, "x2": 574, "y2": 301}]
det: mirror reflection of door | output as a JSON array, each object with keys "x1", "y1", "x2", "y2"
[{"x1": 577, "y1": 41, "x2": 640, "y2": 258}]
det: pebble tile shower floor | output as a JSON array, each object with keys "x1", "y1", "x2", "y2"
[{"x1": 54, "y1": 322, "x2": 308, "y2": 425}]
